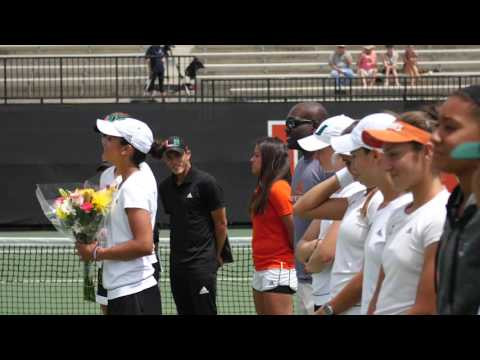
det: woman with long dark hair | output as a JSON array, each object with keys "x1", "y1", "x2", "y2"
[{"x1": 249, "y1": 137, "x2": 296, "y2": 315}]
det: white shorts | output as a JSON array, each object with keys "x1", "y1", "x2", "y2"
[
  {"x1": 252, "y1": 268, "x2": 298, "y2": 293},
  {"x1": 339, "y1": 305, "x2": 361, "y2": 315},
  {"x1": 313, "y1": 293, "x2": 331, "y2": 307},
  {"x1": 359, "y1": 69, "x2": 376, "y2": 77},
  {"x1": 295, "y1": 282, "x2": 315, "y2": 315}
]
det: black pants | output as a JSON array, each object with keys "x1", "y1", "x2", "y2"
[
  {"x1": 146, "y1": 68, "x2": 165, "y2": 93},
  {"x1": 107, "y1": 285, "x2": 162, "y2": 315},
  {"x1": 170, "y1": 268, "x2": 217, "y2": 315}
]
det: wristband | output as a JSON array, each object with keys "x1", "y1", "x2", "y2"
[
  {"x1": 92, "y1": 244, "x2": 100, "y2": 261},
  {"x1": 336, "y1": 167, "x2": 354, "y2": 189}
]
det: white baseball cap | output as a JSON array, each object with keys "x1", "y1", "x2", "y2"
[
  {"x1": 298, "y1": 115, "x2": 356, "y2": 152},
  {"x1": 96, "y1": 117, "x2": 154, "y2": 154},
  {"x1": 330, "y1": 113, "x2": 396, "y2": 154}
]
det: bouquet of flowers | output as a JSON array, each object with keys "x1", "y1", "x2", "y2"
[{"x1": 36, "y1": 182, "x2": 116, "y2": 302}]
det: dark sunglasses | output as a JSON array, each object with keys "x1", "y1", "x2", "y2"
[{"x1": 285, "y1": 116, "x2": 314, "y2": 130}]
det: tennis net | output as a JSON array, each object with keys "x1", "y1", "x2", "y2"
[{"x1": 0, "y1": 238, "x2": 255, "y2": 315}]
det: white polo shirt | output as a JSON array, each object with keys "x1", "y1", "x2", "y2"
[
  {"x1": 360, "y1": 193, "x2": 413, "y2": 315},
  {"x1": 329, "y1": 189, "x2": 384, "y2": 315},
  {"x1": 375, "y1": 189, "x2": 449, "y2": 315},
  {"x1": 102, "y1": 164, "x2": 158, "y2": 300},
  {"x1": 311, "y1": 181, "x2": 365, "y2": 306}
]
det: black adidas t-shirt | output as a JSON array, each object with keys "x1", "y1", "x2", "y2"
[{"x1": 159, "y1": 167, "x2": 225, "y2": 271}]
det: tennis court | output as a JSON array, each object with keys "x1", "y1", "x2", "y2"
[{"x1": 0, "y1": 228, "x2": 257, "y2": 315}]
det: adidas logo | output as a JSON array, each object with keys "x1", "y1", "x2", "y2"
[
  {"x1": 377, "y1": 229, "x2": 383, "y2": 237},
  {"x1": 199, "y1": 286, "x2": 209, "y2": 295},
  {"x1": 186, "y1": 193, "x2": 193, "y2": 199},
  {"x1": 406, "y1": 228, "x2": 413, "y2": 234}
]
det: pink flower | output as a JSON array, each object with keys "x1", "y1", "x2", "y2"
[
  {"x1": 70, "y1": 192, "x2": 84, "y2": 207},
  {"x1": 80, "y1": 202, "x2": 94, "y2": 213},
  {"x1": 54, "y1": 197, "x2": 65, "y2": 207}
]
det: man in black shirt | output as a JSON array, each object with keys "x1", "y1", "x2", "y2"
[
  {"x1": 144, "y1": 45, "x2": 166, "y2": 98},
  {"x1": 157, "y1": 136, "x2": 228, "y2": 315}
]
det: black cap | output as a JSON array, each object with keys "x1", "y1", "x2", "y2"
[{"x1": 164, "y1": 136, "x2": 187, "y2": 154}]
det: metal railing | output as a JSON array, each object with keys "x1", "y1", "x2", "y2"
[
  {"x1": 199, "y1": 75, "x2": 480, "y2": 103},
  {"x1": 1, "y1": 55, "x2": 480, "y2": 104},
  {"x1": 0, "y1": 55, "x2": 197, "y2": 103}
]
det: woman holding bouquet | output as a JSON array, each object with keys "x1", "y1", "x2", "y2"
[{"x1": 76, "y1": 117, "x2": 164, "y2": 315}]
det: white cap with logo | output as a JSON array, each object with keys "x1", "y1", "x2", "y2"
[
  {"x1": 330, "y1": 113, "x2": 396, "y2": 155},
  {"x1": 96, "y1": 117, "x2": 154, "y2": 154},
  {"x1": 297, "y1": 115, "x2": 356, "y2": 152}
]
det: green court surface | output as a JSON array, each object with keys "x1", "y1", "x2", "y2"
[{"x1": 0, "y1": 229, "x2": 256, "y2": 315}]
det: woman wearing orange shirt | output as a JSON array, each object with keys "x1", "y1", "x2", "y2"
[{"x1": 249, "y1": 137, "x2": 297, "y2": 315}]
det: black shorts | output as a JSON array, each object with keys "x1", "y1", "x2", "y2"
[
  {"x1": 314, "y1": 305, "x2": 322, "y2": 312},
  {"x1": 107, "y1": 285, "x2": 162, "y2": 315},
  {"x1": 265, "y1": 286, "x2": 296, "y2": 295},
  {"x1": 170, "y1": 268, "x2": 217, "y2": 315}
]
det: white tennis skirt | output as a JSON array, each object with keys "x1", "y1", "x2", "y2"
[{"x1": 252, "y1": 268, "x2": 298, "y2": 292}]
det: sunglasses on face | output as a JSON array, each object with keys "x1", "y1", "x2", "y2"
[{"x1": 285, "y1": 116, "x2": 314, "y2": 130}]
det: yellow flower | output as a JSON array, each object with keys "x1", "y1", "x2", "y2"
[
  {"x1": 56, "y1": 206, "x2": 68, "y2": 220},
  {"x1": 92, "y1": 188, "x2": 114, "y2": 215},
  {"x1": 58, "y1": 188, "x2": 70, "y2": 198},
  {"x1": 78, "y1": 188, "x2": 96, "y2": 203}
]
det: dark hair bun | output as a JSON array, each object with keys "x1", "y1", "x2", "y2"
[{"x1": 149, "y1": 139, "x2": 166, "y2": 159}]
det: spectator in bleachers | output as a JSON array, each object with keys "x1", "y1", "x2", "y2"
[
  {"x1": 144, "y1": 45, "x2": 166, "y2": 99},
  {"x1": 249, "y1": 137, "x2": 297, "y2": 315},
  {"x1": 433, "y1": 85, "x2": 480, "y2": 314},
  {"x1": 364, "y1": 111, "x2": 448, "y2": 315},
  {"x1": 285, "y1": 102, "x2": 331, "y2": 315},
  {"x1": 329, "y1": 45, "x2": 355, "y2": 94},
  {"x1": 357, "y1": 46, "x2": 378, "y2": 88},
  {"x1": 403, "y1": 45, "x2": 420, "y2": 86},
  {"x1": 383, "y1": 45, "x2": 401, "y2": 87}
]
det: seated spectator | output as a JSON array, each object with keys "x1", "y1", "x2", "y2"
[
  {"x1": 383, "y1": 45, "x2": 400, "y2": 87},
  {"x1": 357, "y1": 46, "x2": 378, "y2": 88},
  {"x1": 328, "y1": 45, "x2": 355, "y2": 93},
  {"x1": 403, "y1": 45, "x2": 420, "y2": 86}
]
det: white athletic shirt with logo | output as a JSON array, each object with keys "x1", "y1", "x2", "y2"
[
  {"x1": 102, "y1": 163, "x2": 158, "y2": 300},
  {"x1": 360, "y1": 193, "x2": 413, "y2": 314},
  {"x1": 329, "y1": 189, "x2": 384, "y2": 314},
  {"x1": 375, "y1": 189, "x2": 449, "y2": 315},
  {"x1": 311, "y1": 181, "x2": 365, "y2": 306},
  {"x1": 100, "y1": 163, "x2": 158, "y2": 265}
]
